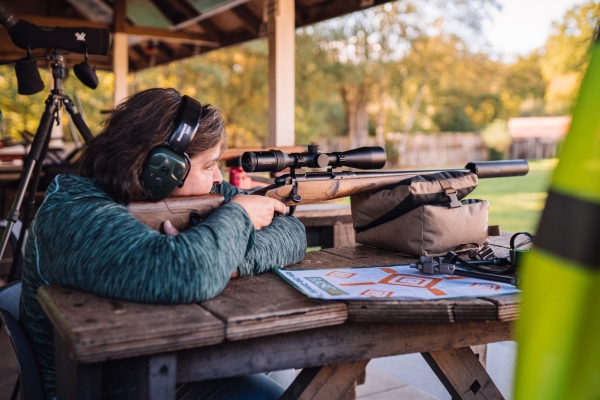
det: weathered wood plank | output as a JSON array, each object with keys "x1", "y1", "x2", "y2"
[
  {"x1": 482, "y1": 294, "x2": 520, "y2": 321},
  {"x1": 200, "y1": 273, "x2": 347, "y2": 341},
  {"x1": 488, "y1": 231, "x2": 514, "y2": 249},
  {"x1": 347, "y1": 297, "x2": 497, "y2": 323},
  {"x1": 176, "y1": 320, "x2": 512, "y2": 383},
  {"x1": 280, "y1": 360, "x2": 369, "y2": 400},
  {"x1": 294, "y1": 204, "x2": 353, "y2": 227},
  {"x1": 489, "y1": 231, "x2": 533, "y2": 251},
  {"x1": 285, "y1": 250, "x2": 366, "y2": 270},
  {"x1": 488, "y1": 244, "x2": 510, "y2": 259},
  {"x1": 38, "y1": 286, "x2": 225, "y2": 363},
  {"x1": 333, "y1": 222, "x2": 356, "y2": 248},
  {"x1": 323, "y1": 245, "x2": 415, "y2": 266},
  {"x1": 422, "y1": 347, "x2": 504, "y2": 399}
]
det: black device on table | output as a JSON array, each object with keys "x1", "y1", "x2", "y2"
[{"x1": 410, "y1": 232, "x2": 535, "y2": 286}]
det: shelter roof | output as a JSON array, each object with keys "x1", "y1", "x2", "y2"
[{"x1": 0, "y1": 0, "x2": 393, "y2": 71}]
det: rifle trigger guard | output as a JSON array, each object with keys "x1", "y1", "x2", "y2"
[
  {"x1": 286, "y1": 206, "x2": 296, "y2": 216},
  {"x1": 291, "y1": 180, "x2": 302, "y2": 203}
]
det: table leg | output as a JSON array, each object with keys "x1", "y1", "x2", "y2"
[
  {"x1": 55, "y1": 329, "x2": 101, "y2": 400},
  {"x1": 55, "y1": 331, "x2": 177, "y2": 400},
  {"x1": 421, "y1": 347, "x2": 503, "y2": 400},
  {"x1": 134, "y1": 353, "x2": 177, "y2": 400},
  {"x1": 280, "y1": 359, "x2": 369, "y2": 400},
  {"x1": 470, "y1": 344, "x2": 487, "y2": 369},
  {"x1": 101, "y1": 354, "x2": 177, "y2": 400}
]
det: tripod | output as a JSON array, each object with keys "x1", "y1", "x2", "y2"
[{"x1": 0, "y1": 53, "x2": 94, "y2": 282}]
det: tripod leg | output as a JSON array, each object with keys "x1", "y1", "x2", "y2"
[
  {"x1": 3, "y1": 95, "x2": 59, "y2": 282},
  {"x1": 63, "y1": 96, "x2": 94, "y2": 144},
  {"x1": 10, "y1": 112, "x2": 55, "y2": 282}
]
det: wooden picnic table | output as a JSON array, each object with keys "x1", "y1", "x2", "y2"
[{"x1": 38, "y1": 234, "x2": 518, "y2": 400}]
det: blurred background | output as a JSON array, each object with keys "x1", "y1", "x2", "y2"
[{"x1": 0, "y1": 0, "x2": 596, "y2": 233}]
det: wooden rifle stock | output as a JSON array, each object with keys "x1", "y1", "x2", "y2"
[
  {"x1": 128, "y1": 194, "x2": 225, "y2": 232},
  {"x1": 129, "y1": 159, "x2": 529, "y2": 231}
]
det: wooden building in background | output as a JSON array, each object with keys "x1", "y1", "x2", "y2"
[{"x1": 508, "y1": 116, "x2": 570, "y2": 159}]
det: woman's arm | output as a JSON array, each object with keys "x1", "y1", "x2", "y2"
[
  {"x1": 212, "y1": 182, "x2": 307, "y2": 275},
  {"x1": 237, "y1": 215, "x2": 306, "y2": 276},
  {"x1": 34, "y1": 178, "x2": 255, "y2": 304}
]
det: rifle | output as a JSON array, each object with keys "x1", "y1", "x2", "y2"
[{"x1": 129, "y1": 146, "x2": 529, "y2": 232}]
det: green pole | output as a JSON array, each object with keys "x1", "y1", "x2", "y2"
[{"x1": 514, "y1": 29, "x2": 600, "y2": 399}]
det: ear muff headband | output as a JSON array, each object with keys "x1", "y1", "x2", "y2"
[
  {"x1": 166, "y1": 96, "x2": 202, "y2": 153},
  {"x1": 140, "y1": 96, "x2": 203, "y2": 201}
]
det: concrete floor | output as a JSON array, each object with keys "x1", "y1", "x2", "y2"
[{"x1": 357, "y1": 364, "x2": 437, "y2": 399}]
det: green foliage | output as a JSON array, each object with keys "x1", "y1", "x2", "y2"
[
  {"x1": 133, "y1": 40, "x2": 269, "y2": 147},
  {"x1": 1, "y1": 0, "x2": 595, "y2": 151},
  {"x1": 481, "y1": 119, "x2": 511, "y2": 156},
  {"x1": 541, "y1": 1, "x2": 600, "y2": 114},
  {"x1": 0, "y1": 66, "x2": 113, "y2": 140}
]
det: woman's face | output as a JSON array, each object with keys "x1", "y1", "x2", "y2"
[{"x1": 170, "y1": 145, "x2": 223, "y2": 196}]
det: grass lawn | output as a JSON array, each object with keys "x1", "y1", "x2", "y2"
[{"x1": 466, "y1": 159, "x2": 556, "y2": 234}]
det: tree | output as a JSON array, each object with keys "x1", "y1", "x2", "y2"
[
  {"x1": 0, "y1": 65, "x2": 114, "y2": 141},
  {"x1": 501, "y1": 51, "x2": 547, "y2": 118},
  {"x1": 541, "y1": 1, "x2": 600, "y2": 114},
  {"x1": 303, "y1": 0, "x2": 500, "y2": 145},
  {"x1": 134, "y1": 40, "x2": 269, "y2": 147}
]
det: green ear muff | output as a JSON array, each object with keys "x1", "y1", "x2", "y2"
[
  {"x1": 140, "y1": 95, "x2": 202, "y2": 200},
  {"x1": 140, "y1": 147, "x2": 189, "y2": 201}
]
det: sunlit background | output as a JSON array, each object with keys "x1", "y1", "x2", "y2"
[{"x1": 0, "y1": 0, "x2": 596, "y2": 233}]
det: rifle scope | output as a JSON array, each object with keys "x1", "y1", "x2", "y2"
[{"x1": 241, "y1": 146, "x2": 387, "y2": 173}]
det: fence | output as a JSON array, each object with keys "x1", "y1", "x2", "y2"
[
  {"x1": 509, "y1": 137, "x2": 562, "y2": 159},
  {"x1": 320, "y1": 132, "x2": 560, "y2": 168}
]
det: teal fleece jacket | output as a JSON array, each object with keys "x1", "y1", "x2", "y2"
[{"x1": 19, "y1": 174, "x2": 307, "y2": 399}]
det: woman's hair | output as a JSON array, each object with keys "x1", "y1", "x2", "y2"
[{"x1": 79, "y1": 88, "x2": 226, "y2": 204}]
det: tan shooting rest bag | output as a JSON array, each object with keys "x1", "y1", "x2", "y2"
[{"x1": 351, "y1": 171, "x2": 490, "y2": 256}]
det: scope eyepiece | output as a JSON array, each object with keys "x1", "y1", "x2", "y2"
[{"x1": 241, "y1": 146, "x2": 387, "y2": 173}]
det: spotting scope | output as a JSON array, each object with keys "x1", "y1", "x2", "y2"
[
  {"x1": 0, "y1": 1, "x2": 110, "y2": 55},
  {"x1": 241, "y1": 146, "x2": 387, "y2": 173}
]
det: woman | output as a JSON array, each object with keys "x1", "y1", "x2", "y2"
[{"x1": 19, "y1": 88, "x2": 307, "y2": 399}]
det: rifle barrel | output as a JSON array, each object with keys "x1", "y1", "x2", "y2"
[
  {"x1": 274, "y1": 159, "x2": 529, "y2": 184},
  {"x1": 465, "y1": 159, "x2": 529, "y2": 178}
]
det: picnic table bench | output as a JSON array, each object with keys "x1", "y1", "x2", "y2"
[
  {"x1": 294, "y1": 203, "x2": 355, "y2": 249},
  {"x1": 38, "y1": 234, "x2": 517, "y2": 400}
]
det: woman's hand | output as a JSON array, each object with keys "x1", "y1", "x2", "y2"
[
  {"x1": 230, "y1": 194, "x2": 286, "y2": 230},
  {"x1": 163, "y1": 220, "x2": 180, "y2": 236},
  {"x1": 163, "y1": 220, "x2": 240, "y2": 279}
]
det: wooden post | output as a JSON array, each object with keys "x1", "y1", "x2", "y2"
[
  {"x1": 113, "y1": 0, "x2": 128, "y2": 106},
  {"x1": 267, "y1": 0, "x2": 295, "y2": 146}
]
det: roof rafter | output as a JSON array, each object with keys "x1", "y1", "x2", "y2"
[{"x1": 230, "y1": 4, "x2": 260, "y2": 36}]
